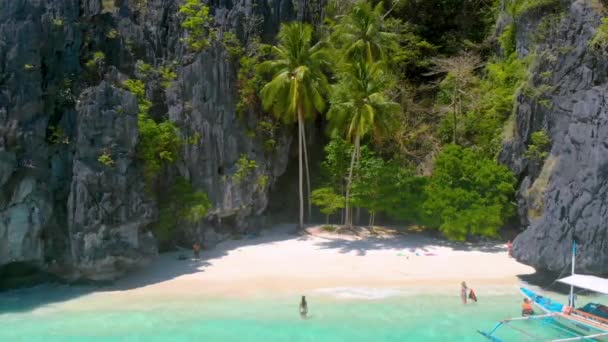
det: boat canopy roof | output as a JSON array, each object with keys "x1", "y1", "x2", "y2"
[{"x1": 558, "y1": 275, "x2": 608, "y2": 295}]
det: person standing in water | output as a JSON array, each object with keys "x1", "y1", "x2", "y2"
[
  {"x1": 299, "y1": 296, "x2": 308, "y2": 318},
  {"x1": 192, "y1": 242, "x2": 201, "y2": 259},
  {"x1": 461, "y1": 281, "x2": 468, "y2": 304},
  {"x1": 522, "y1": 298, "x2": 534, "y2": 316}
]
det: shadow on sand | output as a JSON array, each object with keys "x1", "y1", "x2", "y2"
[
  {"x1": 0, "y1": 223, "x2": 509, "y2": 314},
  {"x1": 0, "y1": 224, "x2": 302, "y2": 314},
  {"x1": 313, "y1": 230, "x2": 507, "y2": 256}
]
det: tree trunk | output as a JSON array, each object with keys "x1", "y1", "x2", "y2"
[
  {"x1": 344, "y1": 134, "x2": 360, "y2": 227},
  {"x1": 452, "y1": 94, "x2": 457, "y2": 144},
  {"x1": 354, "y1": 137, "x2": 362, "y2": 226},
  {"x1": 302, "y1": 122, "x2": 312, "y2": 222},
  {"x1": 297, "y1": 112, "x2": 304, "y2": 230},
  {"x1": 340, "y1": 184, "x2": 345, "y2": 225}
]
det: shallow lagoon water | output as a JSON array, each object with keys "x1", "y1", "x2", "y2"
[{"x1": 0, "y1": 285, "x2": 599, "y2": 341}]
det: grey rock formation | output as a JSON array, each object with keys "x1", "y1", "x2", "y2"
[
  {"x1": 0, "y1": 0, "x2": 82, "y2": 272},
  {"x1": 0, "y1": 0, "x2": 303, "y2": 284},
  {"x1": 68, "y1": 80, "x2": 157, "y2": 281},
  {"x1": 501, "y1": 0, "x2": 608, "y2": 274}
]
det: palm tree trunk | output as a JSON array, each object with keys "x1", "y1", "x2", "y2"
[
  {"x1": 340, "y1": 184, "x2": 345, "y2": 225},
  {"x1": 452, "y1": 95, "x2": 457, "y2": 144},
  {"x1": 354, "y1": 137, "x2": 362, "y2": 226},
  {"x1": 301, "y1": 122, "x2": 312, "y2": 222},
  {"x1": 344, "y1": 134, "x2": 360, "y2": 227},
  {"x1": 297, "y1": 112, "x2": 304, "y2": 230}
]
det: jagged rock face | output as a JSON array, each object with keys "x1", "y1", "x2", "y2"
[
  {"x1": 167, "y1": 47, "x2": 291, "y2": 242},
  {"x1": 501, "y1": 0, "x2": 608, "y2": 274},
  {"x1": 68, "y1": 80, "x2": 157, "y2": 281},
  {"x1": 0, "y1": 0, "x2": 300, "y2": 282},
  {"x1": 0, "y1": 0, "x2": 81, "y2": 270}
]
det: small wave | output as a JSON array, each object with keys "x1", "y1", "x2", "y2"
[{"x1": 314, "y1": 287, "x2": 403, "y2": 300}]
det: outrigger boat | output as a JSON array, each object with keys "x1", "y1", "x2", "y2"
[{"x1": 479, "y1": 242, "x2": 608, "y2": 341}]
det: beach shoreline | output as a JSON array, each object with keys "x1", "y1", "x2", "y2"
[{"x1": 98, "y1": 224, "x2": 534, "y2": 299}]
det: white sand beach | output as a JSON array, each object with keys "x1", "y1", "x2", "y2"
[{"x1": 102, "y1": 224, "x2": 535, "y2": 299}]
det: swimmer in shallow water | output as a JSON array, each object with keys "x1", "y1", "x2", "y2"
[
  {"x1": 461, "y1": 281, "x2": 468, "y2": 304},
  {"x1": 299, "y1": 296, "x2": 308, "y2": 318},
  {"x1": 522, "y1": 298, "x2": 534, "y2": 316}
]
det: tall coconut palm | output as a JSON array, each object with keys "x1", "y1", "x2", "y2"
[
  {"x1": 326, "y1": 60, "x2": 400, "y2": 227},
  {"x1": 332, "y1": 1, "x2": 397, "y2": 63},
  {"x1": 258, "y1": 22, "x2": 330, "y2": 229}
]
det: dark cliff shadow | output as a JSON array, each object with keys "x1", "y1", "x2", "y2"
[
  {"x1": 0, "y1": 224, "x2": 509, "y2": 314},
  {"x1": 0, "y1": 224, "x2": 302, "y2": 314},
  {"x1": 108, "y1": 223, "x2": 305, "y2": 292}
]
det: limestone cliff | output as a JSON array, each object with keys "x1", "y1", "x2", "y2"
[
  {"x1": 501, "y1": 0, "x2": 608, "y2": 274},
  {"x1": 0, "y1": 0, "x2": 300, "y2": 282}
]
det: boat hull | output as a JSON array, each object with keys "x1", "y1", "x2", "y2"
[{"x1": 520, "y1": 287, "x2": 608, "y2": 341}]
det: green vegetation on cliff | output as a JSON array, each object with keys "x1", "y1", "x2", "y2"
[
  {"x1": 155, "y1": 177, "x2": 211, "y2": 244},
  {"x1": 122, "y1": 73, "x2": 209, "y2": 246},
  {"x1": 179, "y1": 0, "x2": 215, "y2": 52}
]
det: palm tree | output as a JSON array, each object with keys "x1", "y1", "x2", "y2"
[
  {"x1": 258, "y1": 22, "x2": 330, "y2": 229},
  {"x1": 326, "y1": 60, "x2": 400, "y2": 227},
  {"x1": 332, "y1": 1, "x2": 397, "y2": 63}
]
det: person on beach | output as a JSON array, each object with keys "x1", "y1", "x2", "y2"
[
  {"x1": 299, "y1": 296, "x2": 308, "y2": 318},
  {"x1": 507, "y1": 240, "x2": 513, "y2": 257},
  {"x1": 461, "y1": 281, "x2": 468, "y2": 304},
  {"x1": 193, "y1": 242, "x2": 201, "y2": 259},
  {"x1": 522, "y1": 298, "x2": 534, "y2": 316}
]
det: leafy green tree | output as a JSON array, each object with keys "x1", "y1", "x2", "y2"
[
  {"x1": 156, "y1": 177, "x2": 211, "y2": 246},
  {"x1": 466, "y1": 53, "x2": 528, "y2": 156},
  {"x1": 311, "y1": 187, "x2": 345, "y2": 223},
  {"x1": 122, "y1": 79, "x2": 182, "y2": 183},
  {"x1": 387, "y1": 0, "x2": 498, "y2": 54},
  {"x1": 525, "y1": 130, "x2": 551, "y2": 161},
  {"x1": 350, "y1": 150, "x2": 386, "y2": 227},
  {"x1": 423, "y1": 145, "x2": 516, "y2": 240},
  {"x1": 352, "y1": 154, "x2": 429, "y2": 227},
  {"x1": 233, "y1": 154, "x2": 258, "y2": 183},
  {"x1": 384, "y1": 18, "x2": 436, "y2": 80},
  {"x1": 179, "y1": 0, "x2": 215, "y2": 52},
  {"x1": 591, "y1": 17, "x2": 608, "y2": 52},
  {"x1": 332, "y1": 1, "x2": 397, "y2": 63},
  {"x1": 326, "y1": 60, "x2": 400, "y2": 226},
  {"x1": 379, "y1": 164, "x2": 429, "y2": 225},
  {"x1": 320, "y1": 137, "x2": 352, "y2": 198},
  {"x1": 258, "y1": 22, "x2": 331, "y2": 229}
]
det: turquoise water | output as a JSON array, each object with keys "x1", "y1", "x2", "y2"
[{"x1": 0, "y1": 285, "x2": 595, "y2": 341}]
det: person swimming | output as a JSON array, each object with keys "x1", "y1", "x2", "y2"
[
  {"x1": 522, "y1": 298, "x2": 534, "y2": 316},
  {"x1": 461, "y1": 281, "x2": 468, "y2": 304},
  {"x1": 299, "y1": 296, "x2": 308, "y2": 318}
]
